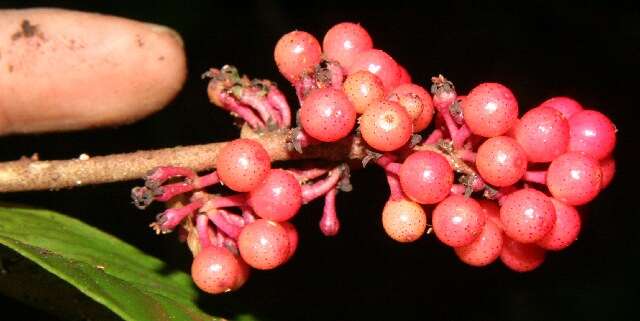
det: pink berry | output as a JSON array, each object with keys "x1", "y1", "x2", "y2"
[
  {"x1": 281, "y1": 222, "x2": 299, "y2": 262},
  {"x1": 500, "y1": 238, "x2": 546, "y2": 272},
  {"x1": 462, "y1": 82, "x2": 519, "y2": 137},
  {"x1": 343, "y1": 70, "x2": 385, "y2": 114},
  {"x1": 300, "y1": 87, "x2": 357, "y2": 142},
  {"x1": 248, "y1": 169, "x2": 302, "y2": 222},
  {"x1": 568, "y1": 110, "x2": 616, "y2": 160},
  {"x1": 476, "y1": 136, "x2": 528, "y2": 186},
  {"x1": 546, "y1": 152, "x2": 602, "y2": 206},
  {"x1": 359, "y1": 100, "x2": 413, "y2": 151},
  {"x1": 600, "y1": 157, "x2": 616, "y2": 188},
  {"x1": 216, "y1": 139, "x2": 271, "y2": 192},
  {"x1": 388, "y1": 83, "x2": 434, "y2": 132},
  {"x1": 455, "y1": 220, "x2": 504, "y2": 267},
  {"x1": 191, "y1": 246, "x2": 249, "y2": 294},
  {"x1": 399, "y1": 151, "x2": 454, "y2": 204},
  {"x1": 322, "y1": 22, "x2": 373, "y2": 69},
  {"x1": 537, "y1": 198, "x2": 581, "y2": 251},
  {"x1": 274, "y1": 30, "x2": 322, "y2": 82},
  {"x1": 238, "y1": 219, "x2": 290, "y2": 270},
  {"x1": 397, "y1": 65, "x2": 412, "y2": 84},
  {"x1": 500, "y1": 188, "x2": 556, "y2": 243},
  {"x1": 514, "y1": 106, "x2": 570, "y2": 163},
  {"x1": 432, "y1": 195, "x2": 486, "y2": 247},
  {"x1": 381, "y1": 198, "x2": 428, "y2": 243},
  {"x1": 538, "y1": 96, "x2": 583, "y2": 119},
  {"x1": 348, "y1": 49, "x2": 400, "y2": 90}
]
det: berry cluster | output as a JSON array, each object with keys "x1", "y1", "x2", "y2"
[{"x1": 131, "y1": 22, "x2": 616, "y2": 294}]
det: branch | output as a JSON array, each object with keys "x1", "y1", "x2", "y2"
[{"x1": 0, "y1": 128, "x2": 365, "y2": 192}]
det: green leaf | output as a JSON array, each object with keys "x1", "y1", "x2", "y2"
[{"x1": 0, "y1": 205, "x2": 223, "y2": 321}]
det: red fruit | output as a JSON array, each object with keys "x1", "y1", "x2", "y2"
[
  {"x1": 538, "y1": 96, "x2": 583, "y2": 119},
  {"x1": 455, "y1": 220, "x2": 504, "y2": 267},
  {"x1": 462, "y1": 82, "x2": 519, "y2": 137},
  {"x1": 349, "y1": 49, "x2": 400, "y2": 90},
  {"x1": 359, "y1": 100, "x2": 413, "y2": 151},
  {"x1": 248, "y1": 169, "x2": 302, "y2": 222},
  {"x1": 381, "y1": 198, "x2": 428, "y2": 243},
  {"x1": 432, "y1": 195, "x2": 486, "y2": 247},
  {"x1": 546, "y1": 152, "x2": 602, "y2": 205},
  {"x1": 478, "y1": 199, "x2": 503, "y2": 230},
  {"x1": 238, "y1": 219, "x2": 290, "y2": 270},
  {"x1": 274, "y1": 30, "x2": 322, "y2": 82},
  {"x1": 514, "y1": 106, "x2": 570, "y2": 163},
  {"x1": 191, "y1": 246, "x2": 249, "y2": 294},
  {"x1": 600, "y1": 157, "x2": 616, "y2": 188},
  {"x1": 300, "y1": 87, "x2": 356, "y2": 142},
  {"x1": 389, "y1": 92, "x2": 424, "y2": 121},
  {"x1": 500, "y1": 238, "x2": 546, "y2": 272},
  {"x1": 568, "y1": 110, "x2": 616, "y2": 160},
  {"x1": 216, "y1": 139, "x2": 271, "y2": 192},
  {"x1": 388, "y1": 83, "x2": 434, "y2": 132},
  {"x1": 281, "y1": 222, "x2": 299, "y2": 261},
  {"x1": 537, "y1": 198, "x2": 581, "y2": 251},
  {"x1": 343, "y1": 70, "x2": 385, "y2": 114},
  {"x1": 322, "y1": 22, "x2": 373, "y2": 69},
  {"x1": 399, "y1": 151, "x2": 454, "y2": 204},
  {"x1": 500, "y1": 188, "x2": 556, "y2": 243},
  {"x1": 476, "y1": 136, "x2": 528, "y2": 186}
]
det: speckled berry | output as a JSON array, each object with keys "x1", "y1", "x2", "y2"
[
  {"x1": 238, "y1": 219, "x2": 290, "y2": 270},
  {"x1": 274, "y1": 30, "x2": 322, "y2": 82},
  {"x1": 568, "y1": 110, "x2": 616, "y2": 160},
  {"x1": 500, "y1": 188, "x2": 556, "y2": 243},
  {"x1": 322, "y1": 22, "x2": 373, "y2": 69},
  {"x1": 216, "y1": 139, "x2": 271, "y2": 192},
  {"x1": 381, "y1": 198, "x2": 428, "y2": 243},
  {"x1": 343, "y1": 70, "x2": 385, "y2": 114},
  {"x1": 359, "y1": 99, "x2": 413, "y2": 151},
  {"x1": 348, "y1": 49, "x2": 400, "y2": 90},
  {"x1": 248, "y1": 169, "x2": 302, "y2": 222},
  {"x1": 514, "y1": 106, "x2": 570, "y2": 163},
  {"x1": 399, "y1": 151, "x2": 454, "y2": 204},
  {"x1": 191, "y1": 246, "x2": 249, "y2": 294},
  {"x1": 455, "y1": 220, "x2": 504, "y2": 267},
  {"x1": 546, "y1": 152, "x2": 602, "y2": 205},
  {"x1": 389, "y1": 83, "x2": 434, "y2": 132},
  {"x1": 432, "y1": 195, "x2": 486, "y2": 247},
  {"x1": 538, "y1": 96, "x2": 583, "y2": 119},
  {"x1": 300, "y1": 87, "x2": 357, "y2": 142},
  {"x1": 537, "y1": 198, "x2": 581, "y2": 251},
  {"x1": 462, "y1": 82, "x2": 519, "y2": 137},
  {"x1": 476, "y1": 136, "x2": 528, "y2": 186}
]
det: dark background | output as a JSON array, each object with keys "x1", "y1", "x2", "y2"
[{"x1": 0, "y1": 1, "x2": 638, "y2": 320}]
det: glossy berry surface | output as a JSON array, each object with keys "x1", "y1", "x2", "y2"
[
  {"x1": 248, "y1": 169, "x2": 302, "y2": 222},
  {"x1": 546, "y1": 152, "x2": 602, "y2": 205},
  {"x1": 300, "y1": 87, "x2": 357, "y2": 142},
  {"x1": 388, "y1": 83, "x2": 434, "y2": 132},
  {"x1": 537, "y1": 198, "x2": 581, "y2": 251},
  {"x1": 389, "y1": 92, "x2": 424, "y2": 121},
  {"x1": 381, "y1": 198, "x2": 428, "y2": 243},
  {"x1": 274, "y1": 30, "x2": 322, "y2": 82},
  {"x1": 281, "y1": 221, "x2": 299, "y2": 261},
  {"x1": 476, "y1": 136, "x2": 527, "y2": 186},
  {"x1": 322, "y1": 22, "x2": 373, "y2": 69},
  {"x1": 568, "y1": 110, "x2": 616, "y2": 160},
  {"x1": 359, "y1": 100, "x2": 413, "y2": 151},
  {"x1": 462, "y1": 82, "x2": 519, "y2": 137},
  {"x1": 399, "y1": 151, "x2": 453, "y2": 204},
  {"x1": 191, "y1": 246, "x2": 248, "y2": 294},
  {"x1": 455, "y1": 220, "x2": 504, "y2": 267},
  {"x1": 216, "y1": 139, "x2": 271, "y2": 192},
  {"x1": 514, "y1": 106, "x2": 570, "y2": 163},
  {"x1": 500, "y1": 188, "x2": 556, "y2": 243},
  {"x1": 538, "y1": 96, "x2": 583, "y2": 119},
  {"x1": 500, "y1": 238, "x2": 546, "y2": 272},
  {"x1": 348, "y1": 49, "x2": 400, "y2": 90},
  {"x1": 432, "y1": 195, "x2": 486, "y2": 247},
  {"x1": 343, "y1": 70, "x2": 385, "y2": 114},
  {"x1": 238, "y1": 219, "x2": 290, "y2": 270}
]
